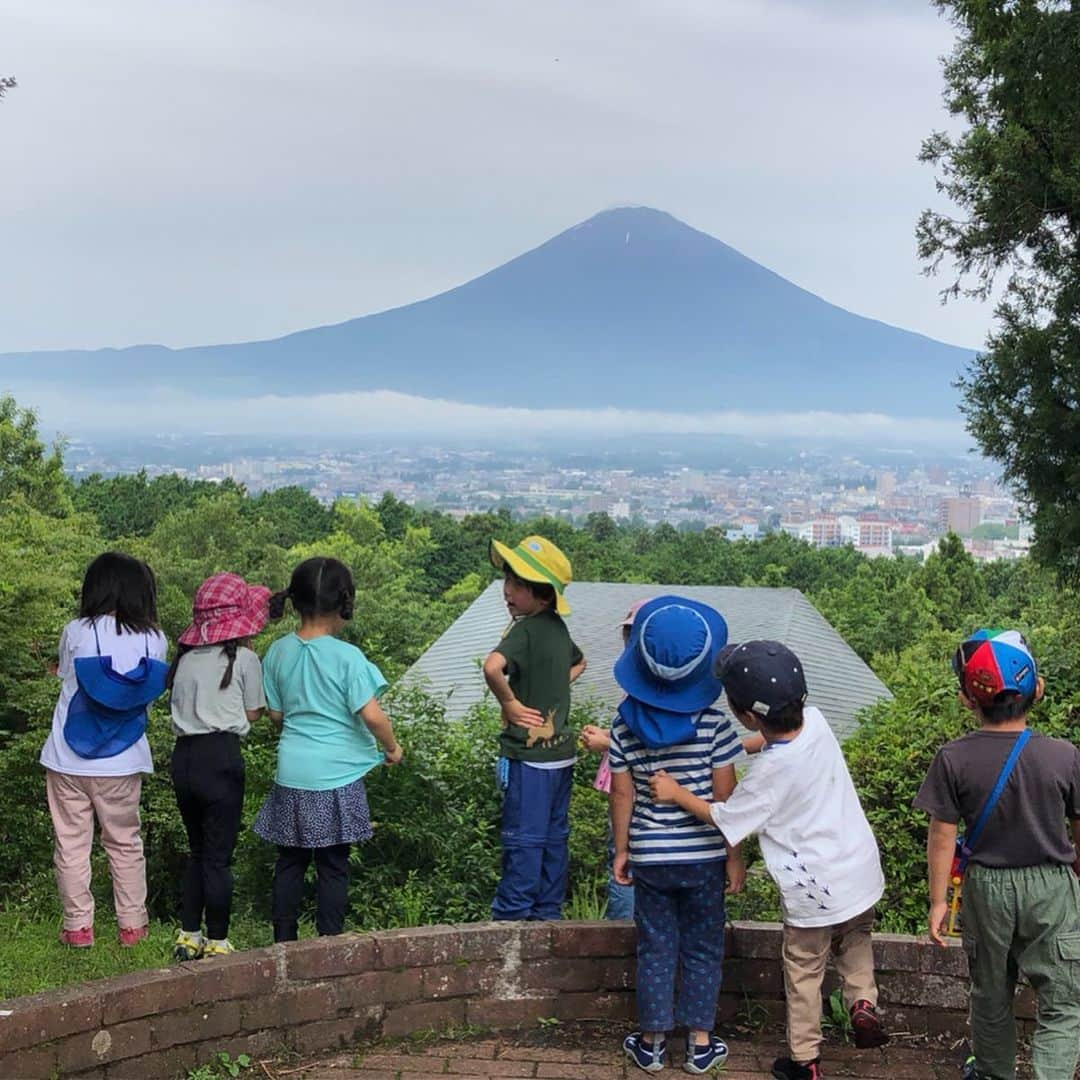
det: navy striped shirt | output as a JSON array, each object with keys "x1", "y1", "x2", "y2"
[{"x1": 609, "y1": 710, "x2": 740, "y2": 864}]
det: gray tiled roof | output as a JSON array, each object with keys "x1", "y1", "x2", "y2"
[{"x1": 404, "y1": 581, "x2": 891, "y2": 741}]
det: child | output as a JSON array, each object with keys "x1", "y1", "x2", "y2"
[
  {"x1": 579, "y1": 599, "x2": 647, "y2": 921},
  {"x1": 39, "y1": 552, "x2": 167, "y2": 948},
  {"x1": 168, "y1": 573, "x2": 270, "y2": 960},
  {"x1": 483, "y1": 535, "x2": 586, "y2": 921},
  {"x1": 651, "y1": 640, "x2": 887, "y2": 1080},
  {"x1": 609, "y1": 595, "x2": 744, "y2": 1075},
  {"x1": 914, "y1": 629, "x2": 1080, "y2": 1080},
  {"x1": 253, "y1": 557, "x2": 402, "y2": 942}
]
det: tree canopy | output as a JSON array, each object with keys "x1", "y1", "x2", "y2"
[{"x1": 918, "y1": 1, "x2": 1080, "y2": 577}]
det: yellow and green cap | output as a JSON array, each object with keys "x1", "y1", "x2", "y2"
[{"x1": 490, "y1": 535, "x2": 572, "y2": 616}]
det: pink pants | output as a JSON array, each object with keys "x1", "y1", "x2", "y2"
[{"x1": 45, "y1": 769, "x2": 148, "y2": 931}]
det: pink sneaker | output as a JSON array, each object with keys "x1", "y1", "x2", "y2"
[
  {"x1": 118, "y1": 925, "x2": 148, "y2": 947},
  {"x1": 60, "y1": 927, "x2": 94, "y2": 948}
]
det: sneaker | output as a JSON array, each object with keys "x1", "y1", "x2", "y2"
[
  {"x1": 174, "y1": 929, "x2": 205, "y2": 961},
  {"x1": 684, "y1": 1036, "x2": 728, "y2": 1074},
  {"x1": 203, "y1": 938, "x2": 235, "y2": 957},
  {"x1": 118, "y1": 925, "x2": 148, "y2": 947},
  {"x1": 624, "y1": 1033, "x2": 666, "y2": 1073},
  {"x1": 59, "y1": 927, "x2": 94, "y2": 948},
  {"x1": 960, "y1": 1057, "x2": 990, "y2": 1080},
  {"x1": 772, "y1": 1058, "x2": 823, "y2": 1080},
  {"x1": 850, "y1": 999, "x2": 889, "y2": 1049}
]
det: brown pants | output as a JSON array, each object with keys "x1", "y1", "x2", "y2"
[
  {"x1": 782, "y1": 906, "x2": 879, "y2": 1063},
  {"x1": 45, "y1": 769, "x2": 148, "y2": 931}
]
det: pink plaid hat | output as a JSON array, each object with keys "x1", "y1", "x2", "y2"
[{"x1": 178, "y1": 573, "x2": 271, "y2": 647}]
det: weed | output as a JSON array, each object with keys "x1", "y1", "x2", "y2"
[
  {"x1": 733, "y1": 991, "x2": 771, "y2": 1034},
  {"x1": 537, "y1": 1016, "x2": 562, "y2": 1029},
  {"x1": 185, "y1": 1052, "x2": 252, "y2": 1079},
  {"x1": 820, "y1": 988, "x2": 852, "y2": 1044}
]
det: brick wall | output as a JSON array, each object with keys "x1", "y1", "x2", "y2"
[{"x1": 0, "y1": 921, "x2": 987, "y2": 1078}]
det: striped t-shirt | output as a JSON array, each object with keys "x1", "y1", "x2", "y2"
[{"x1": 609, "y1": 710, "x2": 741, "y2": 865}]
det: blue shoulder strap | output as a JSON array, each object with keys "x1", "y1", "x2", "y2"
[{"x1": 965, "y1": 729, "x2": 1031, "y2": 851}]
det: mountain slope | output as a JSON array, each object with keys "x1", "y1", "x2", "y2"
[{"x1": 0, "y1": 207, "x2": 972, "y2": 417}]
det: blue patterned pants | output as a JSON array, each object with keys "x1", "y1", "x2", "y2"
[{"x1": 633, "y1": 860, "x2": 727, "y2": 1032}]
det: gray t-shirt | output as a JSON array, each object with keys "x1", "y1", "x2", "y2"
[
  {"x1": 170, "y1": 645, "x2": 266, "y2": 737},
  {"x1": 913, "y1": 729, "x2": 1080, "y2": 868}
]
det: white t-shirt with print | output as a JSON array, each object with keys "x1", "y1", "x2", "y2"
[
  {"x1": 39, "y1": 618, "x2": 168, "y2": 777},
  {"x1": 708, "y1": 706, "x2": 884, "y2": 928}
]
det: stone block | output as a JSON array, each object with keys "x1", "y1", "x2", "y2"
[
  {"x1": 596, "y1": 958, "x2": 634, "y2": 990},
  {"x1": 0, "y1": 985, "x2": 102, "y2": 1054},
  {"x1": 728, "y1": 922, "x2": 783, "y2": 960},
  {"x1": 872, "y1": 934, "x2": 924, "y2": 973},
  {"x1": 241, "y1": 982, "x2": 336, "y2": 1031},
  {"x1": 187, "y1": 950, "x2": 277, "y2": 1004},
  {"x1": 286, "y1": 933, "x2": 376, "y2": 980},
  {"x1": 335, "y1": 968, "x2": 424, "y2": 1010},
  {"x1": 465, "y1": 996, "x2": 560, "y2": 1030},
  {"x1": 55, "y1": 1021, "x2": 152, "y2": 1073},
  {"x1": 550, "y1": 921, "x2": 635, "y2": 959},
  {"x1": 150, "y1": 1000, "x2": 243, "y2": 1050},
  {"x1": 555, "y1": 991, "x2": 635, "y2": 1022},
  {"x1": 104, "y1": 1043, "x2": 198, "y2": 1078},
  {"x1": 101, "y1": 967, "x2": 194, "y2": 1026},
  {"x1": 287, "y1": 1016, "x2": 370, "y2": 1055},
  {"x1": 374, "y1": 925, "x2": 463, "y2": 969},
  {"x1": 522, "y1": 957, "x2": 604, "y2": 993},
  {"x1": 381, "y1": 999, "x2": 467, "y2": 1038},
  {"x1": 878, "y1": 972, "x2": 967, "y2": 1010},
  {"x1": 423, "y1": 961, "x2": 503, "y2": 999},
  {"x1": 0, "y1": 1041, "x2": 59, "y2": 1079}
]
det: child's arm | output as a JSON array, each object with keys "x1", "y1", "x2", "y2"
[
  {"x1": 650, "y1": 770, "x2": 713, "y2": 823},
  {"x1": 610, "y1": 769, "x2": 634, "y2": 885},
  {"x1": 712, "y1": 764, "x2": 744, "y2": 893},
  {"x1": 359, "y1": 698, "x2": 403, "y2": 765},
  {"x1": 569, "y1": 657, "x2": 587, "y2": 684},
  {"x1": 482, "y1": 650, "x2": 545, "y2": 728},
  {"x1": 742, "y1": 733, "x2": 766, "y2": 755},
  {"x1": 1070, "y1": 818, "x2": 1080, "y2": 877},
  {"x1": 926, "y1": 817, "x2": 958, "y2": 947}
]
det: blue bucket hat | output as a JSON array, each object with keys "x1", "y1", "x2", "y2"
[{"x1": 614, "y1": 595, "x2": 728, "y2": 714}]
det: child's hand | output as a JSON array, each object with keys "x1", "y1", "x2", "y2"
[
  {"x1": 502, "y1": 699, "x2": 546, "y2": 729},
  {"x1": 383, "y1": 743, "x2": 404, "y2": 766},
  {"x1": 649, "y1": 770, "x2": 681, "y2": 804},
  {"x1": 578, "y1": 724, "x2": 610, "y2": 753},
  {"x1": 725, "y1": 852, "x2": 746, "y2": 895},
  {"x1": 927, "y1": 900, "x2": 949, "y2": 947},
  {"x1": 612, "y1": 851, "x2": 633, "y2": 886}
]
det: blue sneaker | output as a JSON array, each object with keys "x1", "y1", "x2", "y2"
[
  {"x1": 684, "y1": 1036, "x2": 728, "y2": 1074},
  {"x1": 624, "y1": 1033, "x2": 666, "y2": 1073}
]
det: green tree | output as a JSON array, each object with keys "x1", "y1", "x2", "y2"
[
  {"x1": 918, "y1": 1, "x2": 1080, "y2": 576},
  {"x1": 0, "y1": 395, "x2": 71, "y2": 516}
]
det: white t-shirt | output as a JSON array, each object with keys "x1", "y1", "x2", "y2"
[
  {"x1": 708, "y1": 707, "x2": 884, "y2": 928},
  {"x1": 39, "y1": 618, "x2": 168, "y2": 777}
]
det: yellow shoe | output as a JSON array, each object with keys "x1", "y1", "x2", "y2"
[
  {"x1": 174, "y1": 929, "x2": 204, "y2": 961},
  {"x1": 203, "y1": 938, "x2": 235, "y2": 957}
]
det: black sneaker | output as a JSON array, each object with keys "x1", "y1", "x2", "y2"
[
  {"x1": 850, "y1": 999, "x2": 889, "y2": 1049},
  {"x1": 960, "y1": 1057, "x2": 990, "y2": 1080},
  {"x1": 772, "y1": 1058, "x2": 823, "y2": 1080}
]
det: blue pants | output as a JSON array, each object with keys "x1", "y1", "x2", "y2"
[
  {"x1": 606, "y1": 824, "x2": 635, "y2": 920},
  {"x1": 492, "y1": 760, "x2": 572, "y2": 921},
  {"x1": 634, "y1": 860, "x2": 727, "y2": 1033}
]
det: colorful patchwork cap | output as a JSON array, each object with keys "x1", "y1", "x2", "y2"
[{"x1": 953, "y1": 628, "x2": 1038, "y2": 705}]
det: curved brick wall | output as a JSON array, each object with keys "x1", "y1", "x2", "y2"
[{"x1": 0, "y1": 921, "x2": 1001, "y2": 1079}]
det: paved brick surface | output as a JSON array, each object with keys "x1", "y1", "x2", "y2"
[{"x1": 270, "y1": 1022, "x2": 986, "y2": 1079}]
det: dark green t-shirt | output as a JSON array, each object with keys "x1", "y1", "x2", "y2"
[{"x1": 495, "y1": 609, "x2": 584, "y2": 763}]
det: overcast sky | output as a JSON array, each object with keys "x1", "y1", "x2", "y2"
[{"x1": 1, "y1": 0, "x2": 982, "y2": 357}]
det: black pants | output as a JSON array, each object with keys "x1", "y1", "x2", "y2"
[
  {"x1": 271, "y1": 843, "x2": 351, "y2": 941},
  {"x1": 170, "y1": 732, "x2": 245, "y2": 940}
]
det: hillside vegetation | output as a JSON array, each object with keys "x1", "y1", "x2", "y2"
[{"x1": 2, "y1": 393, "x2": 1077, "y2": 996}]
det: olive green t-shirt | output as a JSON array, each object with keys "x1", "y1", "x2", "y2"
[{"x1": 495, "y1": 609, "x2": 583, "y2": 763}]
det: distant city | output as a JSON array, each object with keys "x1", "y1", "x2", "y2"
[{"x1": 63, "y1": 432, "x2": 1026, "y2": 563}]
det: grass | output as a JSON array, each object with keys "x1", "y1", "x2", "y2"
[{"x1": 0, "y1": 911, "x2": 277, "y2": 1000}]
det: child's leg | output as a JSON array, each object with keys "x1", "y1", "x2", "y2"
[
  {"x1": 781, "y1": 923, "x2": 831, "y2": 1065},
  {"x1": 312, "y1": 843, "x2": 351, "y2": 936},
  {"x1": 272, "y1": 846, "x2": 312, "y2": 942},
  {"x1": 90, "y1": 774, "x2": 147, "y2": 931},
  {"x1": 633, "y1": 864, "x2": 680, "y2": 1036},
  {"x1": 492, "y1": 761, "x2": 546, "y2": 921},
  {"x1": 171, "y1": 739, "x2": 206, "y2": 933},
  {"x1": 606, "y1": 823, "x2": 635, "y2": 920},
  {"x1": 535, "y1": 765, "x2": 573, "y2": 920},
  {"x1": 199, "y1": 735, "x2": 245, "y2": 940},
  {"x1": 673, "y1": 861, "x2": 727, "y2": 1044},
  {"x1": 830, "y1": 905, "x2": 878, "y2": 1009},
  {"x1": 45, "y1": 770, "x2": 96, "y2": 931},
  {"x1": 1012, "y1": 864, "x2": 1080, "y2": 1080},
  {"x1": 963, "y1": 865, "x2": 1021, "y2": 1080}
]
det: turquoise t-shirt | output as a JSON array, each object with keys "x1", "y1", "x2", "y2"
[{"x1": 263, "y1": 633, "x2": 388, "y2": 791}]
